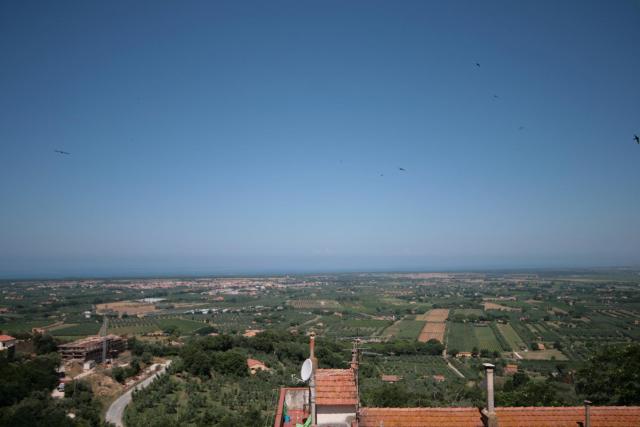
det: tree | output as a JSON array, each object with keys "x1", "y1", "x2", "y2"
[
  {"x1": 0, "y1": 354, "x2": 60, "y2": 407},
  {"x1": 368, "y1": 383, "x2": 414, "y2": 407},
  {"x1": 575, "y1": 344, "x2": 640, "y2": 405},
  {"x1": 181, "y1": 347, "x2": 211, "y2": 377},
  {"x1": 215, "y1": 350, "x2": 248, "y2": 377},
  {"x1": 33, "y1": 334, "x2": 58, "y2": 355},
  {"x1": 111, "y1": 367, "x2": 126, "y2": 383},
  {"x1": 497, "y1": 379, "x2": 566, "y2": 407},
  {"x1": 0, "y1": 391, "x2": 70, "y2": 427}
]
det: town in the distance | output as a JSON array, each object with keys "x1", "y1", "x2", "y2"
[{"x1": 1, "y1": 269, "x2": 639, "y2": 426}]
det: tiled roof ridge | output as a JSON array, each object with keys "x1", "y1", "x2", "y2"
[
  {"x1": 362, "y1": 407, "x2": 482, "y2": 411},
  {"x1": 496, "y1": 405, "x2": 640, "y2": 411},
  {"x1": 362, "y1": 405, "x2": 640, "y2": 411}
]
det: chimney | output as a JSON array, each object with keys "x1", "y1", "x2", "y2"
[
  {"x1": 351, "y1": 339, "x2": 360, "y2": 411},
  {"x1": 584, "y1": 400, "x2": 592, "y2": 427},
  {"x1": 309, "y1": 333, "x2": 317, "y2": 426},
  {"x1": 482, "y1": 363, "x2": 498, "y2": 427},
  {"x1": 309, "y1": 333, "x2": 316, "y2": 360},
  {"x1": 351, "y1": 339, "x2": 360, "y2": 370}
]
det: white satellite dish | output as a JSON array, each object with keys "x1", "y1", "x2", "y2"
[{"x1": 300, "y1": 358, "x2": 313, "y2": 382}]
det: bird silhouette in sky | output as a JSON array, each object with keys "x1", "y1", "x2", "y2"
[
  {"x1": 493, "y1": 94, "x2": 499, "y2": 99},
  {"x1": 475, "y1": 62, "x2": 480, "y2": 68},
  {"x1": 54, "y1": 150, "x2": 71, "y2": 155},
  {"x1": 634, "y1": 134, "x2": 639, "y2": 144},
  {"x1": 398, "y1": 167, "x2": 406, "y2": 172},
  {"x1": 518, "y1": 126, "x2": 525, "y2": 131}
]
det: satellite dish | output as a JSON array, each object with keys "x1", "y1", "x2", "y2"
[{"x1": 300, "y1": 359, "x2": 313, "y2": 382}]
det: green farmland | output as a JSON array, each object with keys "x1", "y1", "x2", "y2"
[
  {"x1": 496, "y1": 323, "x2": 527, "y2": 350},
  {"x1": 383, "y1": 319, "x2": 425, "y2": 340},
  {"x1": 109, "y1": 316, "x2": 207, "y2": 336},
  {"x1": 447, "y1": 322, "x2": 504, "y2": 352},
  {"x1": 473, "y1": 325, "x2": 503, "y2": 352},
  {"x1": 446, "y1": 322, "x2": 478, "y2": 352},
  {"x1": 49, "y1": 322, "x2": 101, "y2": 336}
]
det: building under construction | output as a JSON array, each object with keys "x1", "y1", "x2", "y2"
[{"x1": 58, "y1": 334, "x2": 126, "y2": 363}]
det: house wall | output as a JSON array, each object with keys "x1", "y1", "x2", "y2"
[
  {"x1": 0, "y1": 340, "x2": 15, "y2": 350},
  {"x1": 317, "y1": 404, "x2": 356, "y2": 426}
]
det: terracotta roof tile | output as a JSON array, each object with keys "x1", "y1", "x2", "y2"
[
  {"x1": 496, "y1": 406, "x2": 640, "y2": 427},
  {"x1": 0, "y1": 335, "x2": 15, "y2": 341},
  {"x1": 315, "y1": 368, "x2": 358, "y2": 406},
  {"x1": 359, "y1": 407, "x2": 485, "y2": 427},
  {"x1": 358, "y1": 406, "x2": 640, "y2": 427},
  {"x1": 247, "y1": 358, "x2": 267, "y2": 368}
]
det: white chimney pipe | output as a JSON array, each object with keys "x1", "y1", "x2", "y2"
[
  {"x1": 483, "y1": 363, "x2": 496, "y2": 414},
  {"x1": 309, "y1": 334, "x2": 317, "y2": 426},
  {"x1": 584, "y1": 400, "x2": 592, "y2": 427}
]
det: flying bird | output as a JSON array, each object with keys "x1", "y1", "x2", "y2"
[
  {"x1": 634, "y1": 134, "x2": 639, "y2": 144},
  {"x1": 475, "y1": 62, "x2": 480, "y2": 68},
  {"x1": 493, "y1": 94, "x2": 499, "y2": 99},
  {"x1": 518, "y1": 126, "x2": 525, "y2": 131},
  {"x1": 398, "y1": 167, "x2": 406, "y2": 172},
  {"x1": 54, "y1": 150, "x2": 71, "y2": 155}
]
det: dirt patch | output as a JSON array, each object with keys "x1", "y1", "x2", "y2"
[
  {"x1": 417, "y1": 309, "x2": 449, "y2": 343},
  {"x1": 484, "y1": 302, "x2": 521, "y2": 312},
  {"x1": 96, "y1": 301, "x2": 158, "y2": 316},
  {"x1": 416, "y1": 309, "x2": 449, "y2": 322},
  {"x1": 418, "y1": 322, "x2": 446, "y2": 343}
]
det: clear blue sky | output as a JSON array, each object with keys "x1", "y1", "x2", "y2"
[{"x1": 1, "y1": 1, "x2": 639, "y2": 277}]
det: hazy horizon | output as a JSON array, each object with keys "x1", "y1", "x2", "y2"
[
  {"x1": 1, "y1": 257, "x2": 638, "y2": 281},
  {"x1": 2, "y1": 1, "x2": 639, "y2": 277}
]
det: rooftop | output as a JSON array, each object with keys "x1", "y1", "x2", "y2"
[
  {"x1": 274, "y1": 338, "x2": 640, "y2": 427},
  {"x1": 0, "y1": 335, "x2": 15, "y2": 342},
  {"x1": 359, "y1": 407, "x2": 484, "y2": 427},
  {"x1": 315, "y1": 368, "x2": 358, "y2": 406},
  {"x1": 359, "y1": 406, "x2": 640, "y2": 427},
  {"x1": 496, "y1": 406, "x2": 640, "y2": 427},
  {"x1": 58, "y1": 334, "x2": 122, "y2": 349}
]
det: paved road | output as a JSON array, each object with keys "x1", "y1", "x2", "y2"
[{"x1": 105, "y1": 361, "x2": 171, "y2": 427}]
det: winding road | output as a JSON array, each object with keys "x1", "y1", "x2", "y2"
[{"x1": 105, "y1": 360, "x2": 172, "y2": 427}]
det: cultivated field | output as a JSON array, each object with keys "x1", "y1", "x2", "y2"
[
  {"x1": 383, "y1": 319, "x2": 425, "y2": 340},
  {"x1": 109, "y1": 316, "x2": 207, "y2": 336},
  {"x1": 484, "y1": 302, "x2": 521, "y2": 312},
  {"x1": 417, "y1": 309, "x2": 449, "y2": 343},
  {"x1": 96, "y1": 301, "x2": 159, "y2": 316},
  {"x1": 372, "y1": 355, "x2": 453, "y2": 380},
  {"x1": 473, "y1": 325, "x2": 503, "y2": 352},
  {"x1": 496, "y1": 323, "x2": 526, "y2": 350},
  {"x1": 50, "y1": 322, "x2": 101, "y2": 337},
  {"x1": 446, "y1": 322, "x2": 477, "y2": 351},
  {"x1": 288, "y1": 299, "x2": 340, "y2": 310},
  {"x1": 453, "y1": 309, "x2": 484, "y2": 317},
  {"x1": 416, "y1": 309, "x2": 449, "y2": 322},
  {"x1": 521, "y1": 349, "x2": 568, "y2": 361},
  {"x1": 418, "y1": 322, "x2": 446, "y2": 343}
]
